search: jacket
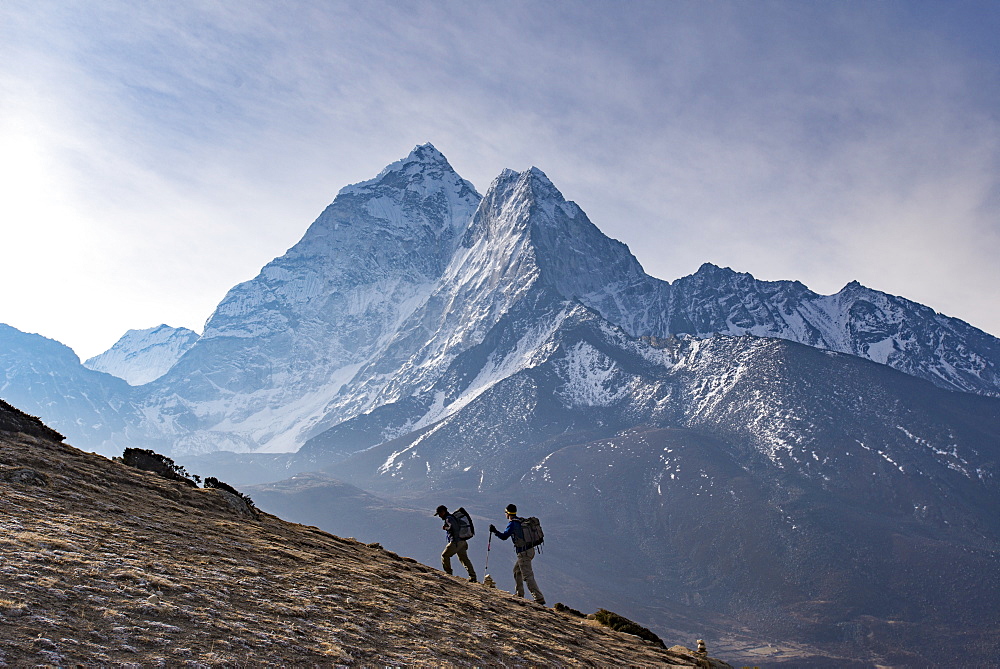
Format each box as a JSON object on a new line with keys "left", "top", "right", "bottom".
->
{"left": 493, "top": 517, "right": 529, "bottom": 553}
{"left": 442, "top": 513, "right": 461, "bottom": 544}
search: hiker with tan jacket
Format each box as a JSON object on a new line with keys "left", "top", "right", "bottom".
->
{"left": 434, "top": 505, "right": 477, "bottom": 583}
{"left": 489, "top": 503, "right": 545, "bottom": 605}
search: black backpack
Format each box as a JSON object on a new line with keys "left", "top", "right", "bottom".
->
{"left": 451, "top": 507, "right": 475, "bottom": 541}
{"left": 514, "top": 516, "right": 544, "bottom": 551}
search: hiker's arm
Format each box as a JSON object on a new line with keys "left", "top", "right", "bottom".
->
{"left": 491, "top": 521, "right": 515, "bottom": 541}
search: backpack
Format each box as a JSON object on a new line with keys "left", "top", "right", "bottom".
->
{"left": 514, "top": 516, "right": 544, "bottom": 551}
{"left": 451, "top": 507, "right": 475, "bottom": 541}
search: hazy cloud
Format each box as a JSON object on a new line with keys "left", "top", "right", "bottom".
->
{"left": 2, "top": 0, "right": 999, "bottom": 357}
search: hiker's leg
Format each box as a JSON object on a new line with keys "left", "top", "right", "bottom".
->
{"left": 456, "top": 540, "right": 476, "bottom": 581}
{"left": 519, "top": 548, "right": 544, "bottom": 603}
{"left": 512, "top": 559, "right": 525, "bottom": 598}
{"left": 441, "top": 542, "right": 459, "bottom": 575}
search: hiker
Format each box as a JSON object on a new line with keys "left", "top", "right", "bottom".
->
{"left": 434, "top": 505, "right": 477, "bottom": 583}
{"left": 489, "top": 503, "right": 545, "bottom": 605}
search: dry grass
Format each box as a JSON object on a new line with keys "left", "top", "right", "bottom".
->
{"left": 0, "top": 432, "right": 728, "bottom": 667}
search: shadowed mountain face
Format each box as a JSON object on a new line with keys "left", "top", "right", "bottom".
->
{"left": 289, "top": 321, "right": 1000, "bottom": 666}
{"left": 0, "top": 325, "right": 136, "bottom": 452}
{"left": 3, "top": 145, "right": 1000, "bottom": 665}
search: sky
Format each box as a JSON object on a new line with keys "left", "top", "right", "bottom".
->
{"left": 2, "top": 0, "right": 999, "bottom": 359}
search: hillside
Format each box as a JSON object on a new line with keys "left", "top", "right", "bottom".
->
{"left": 0, "top": 413, "right": 729, "bottom": 666}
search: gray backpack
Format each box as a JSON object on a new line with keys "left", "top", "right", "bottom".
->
{"left": 452, "top": 507, "right": 475, "bottom": 541}
{"left": 515, "top": 516, "right": 544, "bottom": 551}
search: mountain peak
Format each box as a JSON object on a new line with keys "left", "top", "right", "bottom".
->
{"left": 842, "top": 279, "right": 865, "bottom": 292}
{"left": 382, "top": 142, "right": 449, "bottom": 173}
{"left": 458, "top": 161, "right": 657, "bottom": 336}
{"left": 526, "top": 165, "right": 553, "bottom": 184}
{"left": 336, "top": 144, "right": 476, "bottom": 201}
{"left": 695, "top": 262, "right": 730, "bottom": 276}
{"left": 410, "top": 142, "right": 446, "bottom": 161}
{"left": 371, "top": 143, "right": 452, "bottom": 181}
{"left": 487, "top": 167, "right": 558, "bottom": 197}
{"left": 84, "top": 324, "right": 200, "bottom": 386}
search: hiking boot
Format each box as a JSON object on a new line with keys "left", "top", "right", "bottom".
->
{"left": 468, "top": 576, "right": 478, "bottom": 583}
{"left": 534, "top": 599, "right": 546, "bottom": 606}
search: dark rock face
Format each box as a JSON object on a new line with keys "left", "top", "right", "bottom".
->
{"left": 203, "top": 476, "right": 258, "bottom": 518}
{"left": 0, "top": 325, "right": 132, "bottom": 453}
{"left": 211, "top": 488, "right": 258, "bottom": 519}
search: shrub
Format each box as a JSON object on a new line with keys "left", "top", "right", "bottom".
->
{"left": 592, "top": 609, "right": 665, "bottom": 648}
{"left": 0, "top": 398, "right": 65, "bottom": 441}
{"left": 203, "top": 476, "right": 256, "bottom": 510}
{"left": 554, "top": 602, "right": 586, "bottom": 618}
{"left": 122, "top": 448, "right": 197, "bottom": 487}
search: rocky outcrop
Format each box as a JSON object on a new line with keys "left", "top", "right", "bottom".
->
{"left": 0, "top": 465, "right": 49, "bottom": 486}
{"left": 204, "top": 477, "right": 258, "bottom": 519}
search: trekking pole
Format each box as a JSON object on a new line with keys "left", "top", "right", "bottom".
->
{"left": 486, "top": 532, "right": 492, "bottom": 572}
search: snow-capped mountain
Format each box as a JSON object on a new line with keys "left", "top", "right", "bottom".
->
{"left": 2, "top": 143, "right": 1000, "bottom": 459}
{"left": 303, "top": 299, "right": 1000, "bottom": 498}
{"left": 297, "top": 156, "right": 1000, "bottom": 464}
{"left": 130, "top": 144, "right": 482, "bottom": 455}
{"left": 663, "top": 263, "right": 1000, "bottom": 396}
{"left": 84, "top": 324, "right": 199, "bottom": 385}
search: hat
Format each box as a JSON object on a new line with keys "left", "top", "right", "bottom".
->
{"left": 505, "top": 503, "right": 517, "bottom": 515}
{"left": 434, "top": 505, "right": 448, "bottom": 517}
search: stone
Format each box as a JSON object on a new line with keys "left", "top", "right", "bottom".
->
{"left": 0, "top": 467, "right": 49, "bottom": 487}
{"left": 212, "top": 489, "right": 258, "bottom": 519}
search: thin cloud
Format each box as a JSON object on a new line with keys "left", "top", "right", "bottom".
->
{"left": 2, "top": 0, "right": 999, "bottom": 358}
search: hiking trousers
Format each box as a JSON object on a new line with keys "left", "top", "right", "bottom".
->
{"left": 442, "top": 540, "right": 476, "bottom": 580}
{"left": 514, "top": 547, "right": 544, "bottom": 603}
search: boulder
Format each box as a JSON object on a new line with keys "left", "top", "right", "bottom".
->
{"left": 211, "top": 488, "right": 258, "bottom": 519}
{"left": 0, "top": 466, "right": 49, "bottom": 487}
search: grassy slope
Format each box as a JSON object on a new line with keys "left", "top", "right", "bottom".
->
{"left": 0, "top": 430, "right": 728, "bottom": 667}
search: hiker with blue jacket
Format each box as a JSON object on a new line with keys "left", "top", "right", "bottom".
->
{"left": 434, "top": 505, "right": 477, "bottom": 583}
{"left": 489, "top": 503, "right": 545, "bottom": 605}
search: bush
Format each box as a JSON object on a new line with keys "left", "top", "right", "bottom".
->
{"left": 122, "top": 448, "right": 197, "bottom": 487}
{"left": 0, "top": 398, "right": 65, "bottom": 441}
{"left": 204, "top": 476, "right": 256, "bottom": 510}
{"left": 554, "top": 602, "right": 586, "bottom": 618}
{"left": 592, "top": 609, "right": 665, "bottom": 648}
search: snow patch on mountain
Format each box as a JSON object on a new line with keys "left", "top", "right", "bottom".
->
{"left": 556, "top": 342, "right": 629, "bottom": 408}
{"left": 378, "top": 415, "right": 456, "bottom": 476}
